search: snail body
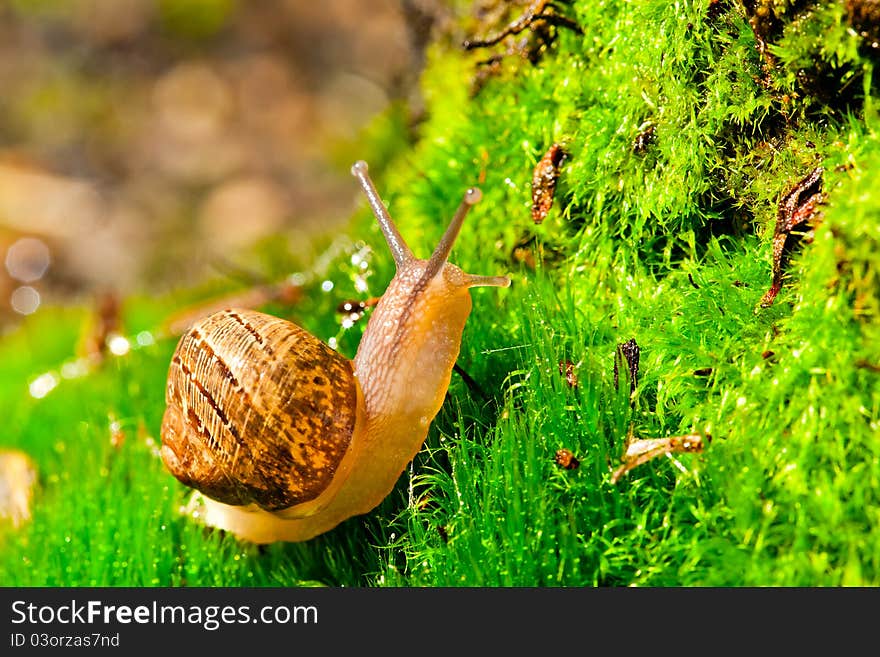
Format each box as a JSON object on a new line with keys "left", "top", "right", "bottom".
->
{"left": 160, "top": 161, "right": 510, "bottom": 543}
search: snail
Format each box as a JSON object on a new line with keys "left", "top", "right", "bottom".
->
{"left": 160, "top": 161, "right": 511, "bottom": 543}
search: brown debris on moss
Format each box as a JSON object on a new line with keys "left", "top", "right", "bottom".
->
{"left": 758, "top": 166, "right": 826, "bottom": 309}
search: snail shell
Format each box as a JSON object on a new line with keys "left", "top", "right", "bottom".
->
{"left": 161, "top": 309, "right": 362, "bottom": 511}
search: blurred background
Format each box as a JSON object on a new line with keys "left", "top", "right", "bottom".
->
{"left": 0, "top": 0, "right": 444, "bottom": 329}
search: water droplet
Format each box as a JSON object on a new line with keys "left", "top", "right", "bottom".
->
{"left": 107, "top": 334, "right": 130, "bottom": 356}
{"left": 136, "top": 331, "right": 155, "bottom": 347}
{"left": 60, "top": 358, "right": 90, "bottom": 379}
{"left": 11, "top": 286, "right": 40, "bottom": 315}
{"left": 321, "top": 280, "right": 334, "bottom": 292}
{"left": 29, "top": 372, "right": 59, "bottom": 398}
{"left": 5, "top": 238, "right": 50, "bottom": 282}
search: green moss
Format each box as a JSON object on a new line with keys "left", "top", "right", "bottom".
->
{"left": 3, "top": 0, "right": 879, "bottom": 586}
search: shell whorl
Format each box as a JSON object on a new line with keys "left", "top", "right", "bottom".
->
{"left": 160, "top": 308, "right": 358, "bottom": 511}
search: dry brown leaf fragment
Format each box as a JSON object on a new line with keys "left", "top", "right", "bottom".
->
{"left": 758, "top": 166, "right": 826, "bottom": 308}
{"left": 0, "top": 450, "right": 38, "bottom": 529}
{"left": 531, "top": 143, "right": 567, "bottom": 224}
{"left": 613, "top": 338, "right": 640, "bottom": 396}
{"left": 610, "top": 432, "right": 708, "bottom": 484}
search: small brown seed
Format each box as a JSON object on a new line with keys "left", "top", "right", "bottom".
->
{"left": 558, "top": 360, "right": 578, "bottom": 388}
{"left": 554, "top": 448, "right": 580, "bottom": 470}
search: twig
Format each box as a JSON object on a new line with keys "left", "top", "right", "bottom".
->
{"left": 463, "top": 0, "right": 581, "bottom": 49}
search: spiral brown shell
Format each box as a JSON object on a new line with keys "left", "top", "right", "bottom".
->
{"left": 160, "top": 308, "right": 359, "bottom": 511}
